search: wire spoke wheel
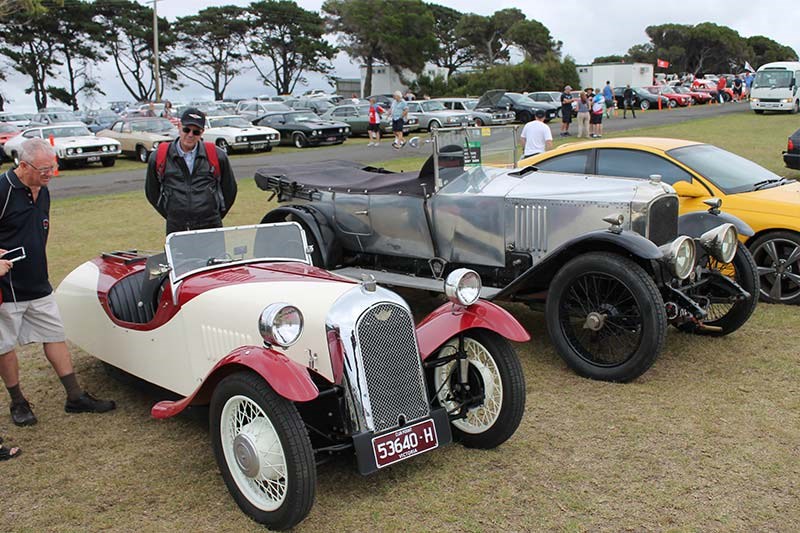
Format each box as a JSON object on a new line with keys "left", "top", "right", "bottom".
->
{"left": 560, "top": 272, "right": 644, "bottom": 366}
{"left": 428, "top": 331, "right": 525, "bottom": 449}
{"left": 221, "top": 395, "right": 288, "bottom": 511}
{"left": 545, "top": 252, "right": 666, "bottom": 382}
{"left": 678, "top": 243, "right": 759, "bottom": 336}
{"left": 433, "top": 338, "right": 503, "bottom": 434}
{"left": 210, "top": 372, "right": 315, "bottom": 529}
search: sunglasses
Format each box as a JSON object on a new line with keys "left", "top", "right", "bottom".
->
{"left": 182, "top": 127, "right": 203, "bottom": 136}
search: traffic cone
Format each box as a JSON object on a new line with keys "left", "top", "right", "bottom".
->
{"left": 49, "top": 134, "right": 59, "bottom": 176}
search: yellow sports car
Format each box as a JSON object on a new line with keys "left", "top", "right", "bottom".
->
{"left": 521, "top": 137, "right": 800, "bottom": 304}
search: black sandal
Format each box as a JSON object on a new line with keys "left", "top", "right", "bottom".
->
{"left": 0, "top": 444, "right": 22, "bottom": 461}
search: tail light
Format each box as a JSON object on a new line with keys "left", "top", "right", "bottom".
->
{"left": 789, "top": 139, "right": 795, "bottom": 152}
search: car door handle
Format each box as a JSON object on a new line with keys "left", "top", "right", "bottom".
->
{"left": 353, "top": 210, "right": 369, "bottom": 215}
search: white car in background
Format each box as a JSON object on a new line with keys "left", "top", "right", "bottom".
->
{"left": 0, "top": 112, "right": 34, "bottom": 129}
{"left": 204, "top": 115, "right": 280, "bottom": 153}
{"left": 5, "top": 122, "right": 121, "bottom": 168}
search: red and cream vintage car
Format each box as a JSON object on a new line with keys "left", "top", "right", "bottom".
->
{"left": 54, "top": 223, "right": 528, "bottom": 530}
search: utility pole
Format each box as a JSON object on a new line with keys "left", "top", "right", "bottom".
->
{"left": 149, "top": 0, "right": 162, "bottom": 102}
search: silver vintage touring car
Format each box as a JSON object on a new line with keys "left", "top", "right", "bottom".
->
{"left": 255, "top": 127, "right": 758, "bottom": 383}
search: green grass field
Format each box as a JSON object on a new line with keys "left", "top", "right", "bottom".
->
{"left": 2, "top": 112, "right": 800, "bottom": 532}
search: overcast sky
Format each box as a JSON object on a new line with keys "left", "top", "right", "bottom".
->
{"left": 3, "top": 0, "right": 798, "bottom": 111}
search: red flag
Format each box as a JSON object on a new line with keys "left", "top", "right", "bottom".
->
{"left": 657, "top": 59, "right": 670, "bottom": 68}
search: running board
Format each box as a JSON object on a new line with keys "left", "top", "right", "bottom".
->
{"left": 332, "top": 267, "right": 501, "bottom": 300}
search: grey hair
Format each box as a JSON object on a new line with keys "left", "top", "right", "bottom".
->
{"left": 19, "top": 138, "right": 55, "bottom": 163}
{"left": 393, "top": 90, "right": 402, "bottom": 98}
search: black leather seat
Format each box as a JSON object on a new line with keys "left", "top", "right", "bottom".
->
{"left": 107, "top": 252, "right": 169, "bottom": 324}
{"left": 108, "top": 271, "right": 154, "bottom": 324}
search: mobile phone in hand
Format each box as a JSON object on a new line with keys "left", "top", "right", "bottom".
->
{"left": 1, "top": 247, "right": 26, "bottom": 263}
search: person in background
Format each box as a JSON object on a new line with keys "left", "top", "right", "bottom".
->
{"left": 161, "top": 100, "right": 174, "bottom": 119}
{"left": 366, "top": 96, "right": 385, "bottom": 147}
{"left": 622, "top": 84, "right": 636, "bottom": 119}
{"left": 390, "top": 91, "right": 409, "bottom": 149}
{"left": 732, "top": 75, "right": 743, "bottom": 102}
{"left": 716, "top": 75, "right": 727, "bottom": 104}
{"left": 519, "top": 108, "right": 552, "bottom": 159}
{"left": 603, "top": 81, "right": 614, "bottom": 118}
{"left": 0, "top": 258, "right": 21, "bottom": 461}
{"left": 350, "top": 93, "right": 360, "bottom": 105}
{"left": 590, "top": 88, "right": 604, "bottom": 138}
{"left": 744, "top": 71, "right": 754, "bottom": 99}
{"left": 559, "top": 85, "right": 574, "bottom": 137}
{"left": 145, "top": 108, "right": 238, "bottom": 235}
{"left": 143, "top": 102, "right": 157, "bottom": 117}
{"left": 576, "top": 90, "right": 590, "bottom": 138}
{"left": 0, "top": 139, "right": 117, "bottom": 428}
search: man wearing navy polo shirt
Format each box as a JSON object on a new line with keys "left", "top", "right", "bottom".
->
{"left": 0, "top": 138, "right": 115, "bottom": 427}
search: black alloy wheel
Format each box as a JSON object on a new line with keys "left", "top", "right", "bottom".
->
{"left": 749, "top": 231, "right": 800, "bottom": 304}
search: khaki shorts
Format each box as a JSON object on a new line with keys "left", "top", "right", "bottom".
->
{"left": 0, "top": 294, "right": 66, "bottom": 353}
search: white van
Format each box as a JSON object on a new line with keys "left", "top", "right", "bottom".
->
{"left": 750, "top": 61, "right": 800, "bottom": 114}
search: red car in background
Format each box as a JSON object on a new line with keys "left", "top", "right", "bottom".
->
{"left": 692, "top": 79, "right": 735, "bottom": 102}
{"left": 644, "top": 85, "right": 692, "bottom": 107}
{"left": 672, "top": 85, "right": 713, "bottom": 105}
{"left": 0, "top": 122, "right": 21, "bottom": 161}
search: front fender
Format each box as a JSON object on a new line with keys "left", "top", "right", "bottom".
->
{"left": 151, "top": 345, "right": 318, "bottom": 419}
{"left": 415, "top": 300, "right": 530, "bottom": 360}
{"left": 493, "top": 229, "right": 663, "bottom": 300}
{"left": 678, "top": 211, "right": 754, "bottom": 238}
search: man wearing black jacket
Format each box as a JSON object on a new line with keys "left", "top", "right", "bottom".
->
{"left": 145, "top": 108, "right": 237, "bottom": 235}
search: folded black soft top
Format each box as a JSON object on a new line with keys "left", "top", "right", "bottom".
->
{"left": 254, "top": 159, "right": 435, "bottom": 196}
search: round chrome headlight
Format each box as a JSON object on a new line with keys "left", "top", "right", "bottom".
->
{"left": 76, "top": 147, "right": 83, "bottom": 154}
{"left": 700, "top": 223, "right": 738, "bottom": 264}
{"left": 152, "top": 141, "right": 160, "bottom": 149}
{"left": 258, "top": 303, "right": 303, "bottom": 348}
{"left": 66, "top": 148, "right": 74, "bottom": 155}
{"left": 101, "top": 145, "right": 109, "bottom": 152}
{"left": 235, "top": 136, "right": 242, "bottom": 142}
{"left": 444, "top": 268, "right": 482, "bottom": 306}
{"left": 661, "top": 235, "right": 696, "bottom": 280}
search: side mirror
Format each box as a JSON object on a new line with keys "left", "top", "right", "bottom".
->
{"left": 672, "top": 180, "right": 707, "bottom": 198}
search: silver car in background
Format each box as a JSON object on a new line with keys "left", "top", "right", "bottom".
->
{"left": 434, "top": 98, "right": 515, "bottom": 127}
{"left": 320, "top": 103, "right": 420, "bottom": 135}
{"left": 406, "top": 100, "right": 472, "bottom": 131}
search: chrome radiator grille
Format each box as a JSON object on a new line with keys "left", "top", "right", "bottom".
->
{"left": 647, "top": 195, "right": 679, "bottom": 246}
{"left": 513, "top": 203, "right": 548, "bottom": 252}
{"left": 356, "top": 303, "right": 429, "bottom": 433}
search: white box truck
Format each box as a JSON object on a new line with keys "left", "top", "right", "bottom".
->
{"left": 576, "top": 63, "right": 654, "bottom": 90}
{"left": 750, "top": 61, "right": 800, "bottom": 114}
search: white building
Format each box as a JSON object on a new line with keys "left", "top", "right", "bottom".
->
{"left": 576, "top": 63, "right": 654, "bottom": 89}
{"left": 358, "top": 64, "right": 449, "bottom": 97}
